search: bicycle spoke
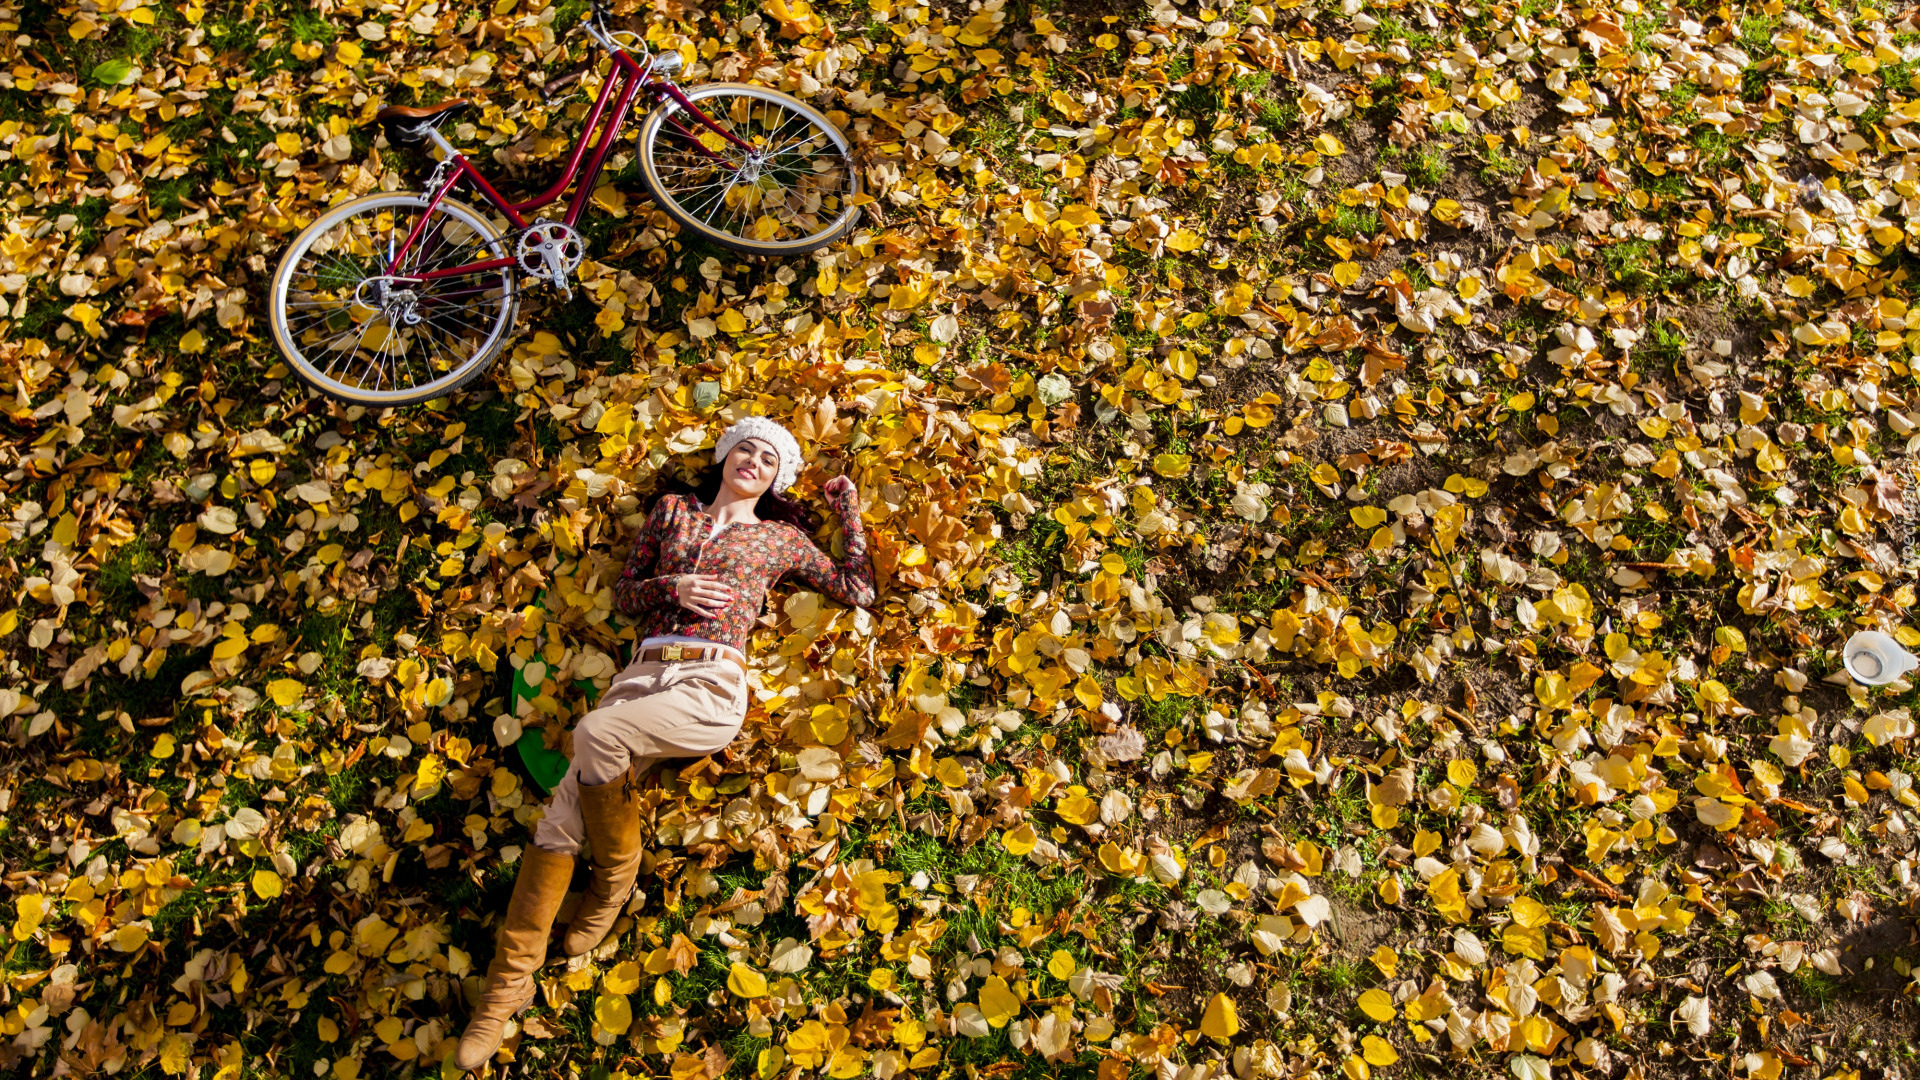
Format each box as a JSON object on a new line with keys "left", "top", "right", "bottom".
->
{"left": 305, "top": 322, "right": 365, "bottom": 370}
{"left": 698, "top": 181, "right": 756, "bottom": 234}
{"left": 687, "top": 175, "right": 750, "bottom": 230}
{"left": 759, "top": 140, "right": 830, "bottom": 172}
{"left": 397, "top": 323, "right": 423, "bottom": 391}
{"left": 428, "top": 306, "right": 495, "bottom": 375}
{"left": 379, "top": 316, "right": 414, "bottom": 391}
{"left": 398, "top": 220, "right": 504, "bottom": 282}
{"left": 384, "top": 210, "right": 408, "bottom": 277}
{"left": 337, "top": 314, "right": 383, "bottom": 374}
{"left": 660, "top": 120, "right": 752, "bottom": 158}
{"left": 281, "top": 296, "right": 347, "bottom": 321}
{"left": 649, "top": 156, "right": 741, "bottom": 179}
{"left": 316, "top": 247, "right": 377, "bottom": 293}
{"left": 304, "top": 305, "right": 374, "bottom": 355}
{"left": 649, "top": 174, "right": 740, "bottom": 201}
{"left": 411, "top": 316, "right": 458, "bottom": 368}
{"left": 416, "top": 286, "right": 510, "bottom": 307}
{"left": 284, "top": 310, "right": 354, "bottom": 342}
{"left": 651, "top": 153, "right": 738, "bottom": 185}
{"left": 426, "top": 321, "right": 476, "bottom": 371}
{"left": 419, "top": 315, "right": 482, "bottom": 376}
{"left": 407, "top": 226, "right": 490, "bottom": 275}
{"left": 414, "top": 305, "right": 499, "bottom": 346}
{"left": 359, "top": 322, "right": 393, "bottom": 393}
{"left": 414, "top": 286, "right": 506, "bottom": 345}
{"left": 376, "top": 316, "right": 409, "bottom": 392}
{"left": 326, "top": 313, "right": 383, "bottom": 381}
{"left": 411, "top": 245, "right": 490, "bottom": 277}
{"left": 753, "top": 111, "right": 814, "bottom": 155}
{"left": 769, "top": 137, "right": 841, "bottom": 170}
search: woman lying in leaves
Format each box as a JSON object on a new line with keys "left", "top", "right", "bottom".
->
{"left": 454, "top": 416, "right": 876, "bottom": 1070}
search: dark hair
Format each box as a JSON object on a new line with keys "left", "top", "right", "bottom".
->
{"left": 650, "top": 464, "right": 819, "bottom": 531}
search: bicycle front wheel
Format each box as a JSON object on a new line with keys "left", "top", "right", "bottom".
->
{"left": 637, "top": 83, "right": 861, "bottom": 256}
{"left": 268, "top": 193, "right": 520, "bottom": 408}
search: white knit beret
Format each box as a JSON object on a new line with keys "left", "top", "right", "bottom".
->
{"left": 712, "top": 416, "right": 801, "bottom": 493}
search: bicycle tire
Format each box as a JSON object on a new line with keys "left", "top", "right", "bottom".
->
{"left": 268, "top": 192, "right": 520, "bottom": 408}
{"left": 636, "top": 83, "right": 861, "bottom": 256}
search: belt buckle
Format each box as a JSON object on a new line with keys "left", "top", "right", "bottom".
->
{"left": 660, "top": 644, "right": 684, "bottom": 662}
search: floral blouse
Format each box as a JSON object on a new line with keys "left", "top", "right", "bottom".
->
{"left": 613, "top": 491, "right": 876, "bottom": 652}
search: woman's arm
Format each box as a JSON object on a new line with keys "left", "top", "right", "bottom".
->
{"left": 613, "top": 498, "right": 682, "bottom": 615}
{"left": 786, "top": 476, "right": 877, "bottom": 609}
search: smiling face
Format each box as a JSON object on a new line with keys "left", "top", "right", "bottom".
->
{"left": 721, "top": 438, "right": 780, "bottom": 501}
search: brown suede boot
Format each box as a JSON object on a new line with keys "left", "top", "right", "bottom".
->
{"left": 560, "top": 768, "right": 645, "bottom": 956}
{"left": 452, "top": 846, "right": 573, "bottom": 1071}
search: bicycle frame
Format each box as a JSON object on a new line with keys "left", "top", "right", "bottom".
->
{"left": 389, "top": 49, "right": 758, "bottom": 285}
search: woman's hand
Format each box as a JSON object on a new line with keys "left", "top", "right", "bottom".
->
{"left": 823, "top": 475, "right": 860, "bottom": 514}
{"left": 674, "top": 573, "right": 733, "bottom": 618}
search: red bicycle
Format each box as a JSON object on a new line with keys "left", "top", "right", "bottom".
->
{"left": 268, "top": 0, "right": 861, "bottom": 407}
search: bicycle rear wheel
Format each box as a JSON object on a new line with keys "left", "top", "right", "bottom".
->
{"left": 269, "top": 193, "right": 519, "bottom": 408}
{"left": 637, "top": 83, "right": 860, "bottom": 256}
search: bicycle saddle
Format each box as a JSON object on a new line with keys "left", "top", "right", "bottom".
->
{"left": 374, "top": 98, "right": 472, "bottom": 146}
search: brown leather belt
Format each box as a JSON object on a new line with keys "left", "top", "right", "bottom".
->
{"left": 638, "top": 644, "right": 746, "bottom": 673}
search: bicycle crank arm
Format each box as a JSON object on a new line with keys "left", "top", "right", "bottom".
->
{"left": 543, "top": 249, "right": 575, "bottom": 299}
{"left": 514, "top": 219, "right": 585, "bottom": 299}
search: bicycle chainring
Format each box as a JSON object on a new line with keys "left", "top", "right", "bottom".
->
{"left": 515, "top": 220, "right": 586, "bottom": 294}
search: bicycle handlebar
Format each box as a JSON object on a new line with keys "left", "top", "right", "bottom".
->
{"left": 540, "top": 0, "right": 620, "bottom": 101}
{"left": 580, "top": 0, "right": 631, "bottom": 59}
{"left": 540, "top": 0, "right": 682, "bottom": 101}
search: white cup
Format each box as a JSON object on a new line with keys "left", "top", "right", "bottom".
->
{"left": 1843, "top": 630, "right": 1919, "bottom": 686}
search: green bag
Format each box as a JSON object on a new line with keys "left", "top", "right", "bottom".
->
{"left": 509, "top": 659, "right": 582, "bottom": 795}
{"left": 503, "top": 591, "right": 614, "bottom": 796}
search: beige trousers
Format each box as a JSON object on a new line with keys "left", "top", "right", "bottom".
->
{"left": 531, "top": 657, "right": 748, "bottom": 855}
